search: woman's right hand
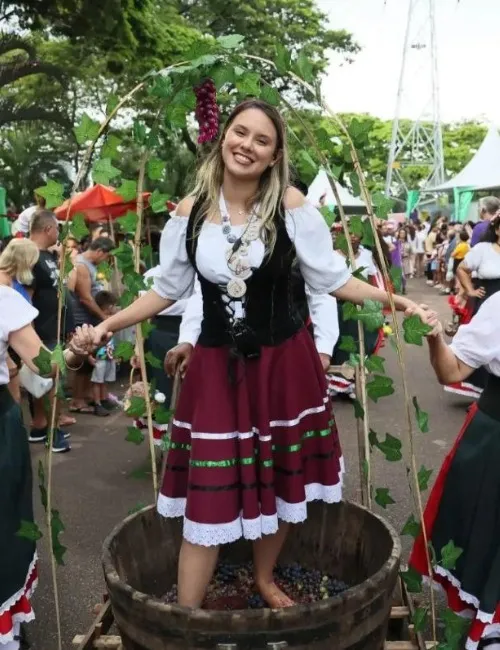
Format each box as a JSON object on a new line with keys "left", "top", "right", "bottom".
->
{"left": 92, "top": 322, "right": 112, "bottom": 346}
{"left": 165, "top": 343, "right": 193, "bottom": 378}
{"left": 469, "top": 287, "right": 486, "bottom": 299}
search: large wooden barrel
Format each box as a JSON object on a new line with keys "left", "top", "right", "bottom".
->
{"left": 102, "top": 501, "right": 401, "bottom": 650}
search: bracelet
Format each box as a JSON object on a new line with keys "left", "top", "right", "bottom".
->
{"left": 64, "top": 350, "right": 85, "bottom": 371}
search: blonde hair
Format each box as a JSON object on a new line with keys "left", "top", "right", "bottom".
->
{"left": 191, "top": 99, "right": 290, "bottom": 254}
{"left": 0, "top": 239, "right": 40, "bottom": 285}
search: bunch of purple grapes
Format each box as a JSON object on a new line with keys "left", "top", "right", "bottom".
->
{"left": 194, "top": 78, "right": 219, "bottom": 144}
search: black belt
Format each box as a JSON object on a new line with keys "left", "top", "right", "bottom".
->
{"left": 478, "top": 374, "right": 500, "bottom": 421}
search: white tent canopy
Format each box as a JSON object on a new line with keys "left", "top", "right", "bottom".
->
{"left": 434, "top": 124, "right": 500, "bottom": 191}
{"left": 307, "top": 169, "right": 366, "bottom": 208}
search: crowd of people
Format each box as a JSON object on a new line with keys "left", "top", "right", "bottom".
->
{"left": 1, "top": 98, "right": 500, "bottom": 650}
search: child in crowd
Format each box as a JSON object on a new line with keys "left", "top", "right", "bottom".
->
{"left": 451, "top": 230, "right": 470, "bottom": 275}
{"left": 89, "top": 291, "right": 117, "bottom": 416}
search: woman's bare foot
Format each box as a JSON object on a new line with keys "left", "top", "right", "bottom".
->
{"left": 257, "top": 581, "right": 295, "bottom": 608}
{"left": 59, "top": 414, "right": 76, "bottom": 427}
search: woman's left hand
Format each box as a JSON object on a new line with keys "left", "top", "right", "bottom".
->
{"left": 405, "top": 304, "right": 441, "bottom": 336}
{"left": 69, "top": 325, "right": 97, "bottom": 356}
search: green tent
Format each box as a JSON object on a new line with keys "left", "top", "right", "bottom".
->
{"left": 0, "top": 187, "right": 10, "bottom": 238}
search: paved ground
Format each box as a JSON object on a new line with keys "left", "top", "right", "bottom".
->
{"left": 28, "top": 279, "right": 471, "bottom": 649}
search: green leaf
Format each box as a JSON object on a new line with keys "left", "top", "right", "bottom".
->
{"left": 374, "top": 487, "right": 395, "bottom": 509}
{"left": 34, "top": 346, "right": 52, "bottom": 376}
{"left": 211, "top": 64, "right": 236, "bottom": 89}
{"left": 147, "top": 158, "right": 166, "bottom": 181}
{"left": 361, "top": 219, "right": 375, "bottom": 247}
{"left": 35, "top": 179, "right": 64, "bottom": 209}
{"left": 62, "top": 252, "right": 73, "bottom": 277}
{"left": 352, "top": 266, "right": 368, "bottom": 282}
{"left": 330, "top": 164, "right": 343, "bottom": 180}
{"left": 376, "top": 432, "right": 402, "bottom": 462}
{"left": 365, "top": 355, "right": 385, "bottom": 374}
{"left": 92, "top": 158, "right": 120, "bottom": 185}
{"left": 16, "top": 520, "right": 43, "bottom": 542}
{"left": 161, "top": 433, "right": 171, "bottom": 452}
{"left": 115, "top": 340, "right": 135, "bottom": 361}
{"left": 260, "top": 85, "right": 281, "bottom": 106}
{"left": 154, "top": 405, "right": 173, "bottom": 425}
{"left": 356, "top": 300, "right": 385, "bottom": 331}
{"left": 348, "top": 215, "right": 364, "bottom": 237}
{"left": 275, "top": 44, "right": 292, "bottom": 75}
{"left": 51, "top": 509, "right": 67, "bottom": 566}
{"left": 101, "top": 134, "right": 121, "bottom": 160}
{"left": 236, "top": 72, "right": 261, "bottom": 97}
{"left": 150, "top": 188, "right": 170, "bottom": 213}
{"left": 126, "top": 396, "right": 147, "bottom": 418}
{"left": 74, "top": 113, "right": 100, "bottom": 145}
{"left": 96, "top": 261, "right": 112, "bottom": 281}
{"left": 417, "top": 465, "right": 433, "bottom": 491}
{"left": 347, "top": 353, "right": 361, "bottom": 368}
{"left": 319, "top": 206, "right": 335, "bottom": 228}
{"left": 51, "top": 344, "right": 66, "bottom": 376}
{"left": 339, "top": 335, "right": 357, "bottom": 353}
{"left": 149, "top": 74, "right": 173, "bottom": 99}
{"left": 111, "top": 241, "right": 134, "bottom": 270}
{"left": 401, "top": 514, "right": 421, "bottom": 539}
{"left": 119, "top": 290, "right": 135, "bottom": 308}
{"left": 191, "top": 54, "right": 219, "bottom": 68}
{"left": 117, "top": 210, "right": 138, "bottom": 235}
{"left": 172, "top": 87, "right": 197, "bottom": 111}
{"left": 133, "top": 120, "right": 147, "bottom": 144}
{"left": 349, "top": 172, "right": 361, "bottom": 198}
{"left": 352, "top": 399, "right": 364, "bottom": 420}
{"left": 412, "top": 396, "right": 429, "bottom": 433}
{"left": 366, "top": 375, "right": 395, "bottom": 402}
{"left": 70, "top": 212, "right": 89, "bottom": 242}
{"left": 126, "top": 426, "right": 145, "bottom": 446}
{"left": 217, "top": 34, "right": 245, "bottom": 49}
{"left": 128, "top": 502, "right": 147, "bottom": 515}
{"left": 106, "top": 94, "right": 119, "bottom": 115}
{"left": 297, "top": 149, "right": 318, "bottom": 177}
{"left": 400, "top": 566, "right": 423, "bottom": 593}
{"left": 341, "top": 301, "right": 357, "bottom": 323}
{"left": 116, "top": 179, "right": 137, "bottom": 202}
{"left": 390, "top": 265, "right": 403, "bottom": 294}
{"left": 141, "top": 321, "right": 156, "bottom": 339}
{"left": 440, "top": 541, "right": 463, "bottom": 571}
{"left": 294, "top": 51, "right": 314, "bottom": 83}
{"left": 165, "top": 104, "right": 187, "bottom": 129}
{"left": 403, "top": 314, "right": 433, "bottom": 346}
{"left": 413, "top": 607, "right": 428, "bottom": 633}
{"left": 372, "top": 192, "right": 394, "bottom": 220}
{"left": 442, "top": 607, "right": 470, "bottom": 646}
{"left": 145, "top": 351, "right": 162, "bottom": 369}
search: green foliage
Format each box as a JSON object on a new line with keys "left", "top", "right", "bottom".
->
{"left": 92, "top": 157, "right": 120, "bottom": 185}
{"left": 440, "top": 608, "right": 470, "bottom": 649}
{"left": 366, "top": 375, "right": 395, "bottom": 402}
{"left": 374, "top": 487, "right": 395, "bottom": 509}
{"left": 115, "top": 340, "right": 135, "bottom": 361}
{"left": 117, "top": 210, "right": 138, "bottom": 234}
{"left": 339, "top": 335, "right": 357, "bottom": 353}
{"left": 125, "top": 426, "right": 145, "bottom": 445}
{"left": 34, "top": 346, "right": 52, "bottom": 375}
{"left": 413, "top": 607, "right": 428, "bottom": 633}
{"left": 365, "top": 355, "right": 385, "bottom": 374}
{"left": 126, "top": 397, "right": 147, "bottom": 418}
{"left": 16, "top": 520, "right": 43, "bottom": 541}
{"left": 38, "top": 460, "right": 48, "bottom": 511}
{"left": 154, "top": 405, "right": 173, "bottom": 425}
{"left": 150, "top": 188, "right": 170, "bottom": 213}
{"left": 389, "top": 265, "right": 403, "bottom": 295}
{"left": 51, "top": 344, "right": 66, "bottom": 375}
{"left": 440, "top": 541, "right": 463, "bottom": 571}
{"left": 412, "top": 396, "right": 429, "bottom": 433}
{"left": 116, "top": 179, "right": 138, "bottom": 202}
{"left": 369, "top": 430, "right": 402, "bottom": 462}
{"left": 35, "top": 178, "right": 64, "bottom": 209}
{"left": 403, "top": 315, "right": 433, "bottom": 346}
{"left": 70, "top": 213, "right": 90, "bottom": 241}
{"left": 342, "top": 300, "right": 385, "bottom": 332}
{"left": 141, "top": 321, "right": 156, "bottom": 339}
{"left": 351, "top": 399, "right": 365, "bottom": 420}
{"left": 400, "top": 566, "right": 423, "bottom": 593}
{"left": 417, "top": 465, "right": 433, "bottom": 491}
{"left": 128, "top": 502, "right": 147, "bottom": 515}
{"left": 401, "top": 514, "right": 421, "bottom": 539}
{"left": 145, "top": 351, "right": 162, "bottom": 369}
{"left": 74, "top": 113, "right": 100, "bottom": 145}
{"left": 147, "top": 158, "right": 166, "bottom": 181}
{"left": 51, "top": 509, "right": 67, "bottom": 565}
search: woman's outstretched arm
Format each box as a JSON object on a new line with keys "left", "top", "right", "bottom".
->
{"left": 332, "top": 276, "right": 417, "bottom": 312}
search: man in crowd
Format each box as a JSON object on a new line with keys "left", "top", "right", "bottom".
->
{"left": 470, "top": 196, "right": 500, "bottom": 247}
{"left": 29, "top": 209, "right": 73, "bottom": 452}
{"left": 69, "top": 237, "right": 114, "bottom": 414}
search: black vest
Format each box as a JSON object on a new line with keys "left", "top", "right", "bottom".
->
{"left": 186, "top": 195, "right": 305, "bottom": 350}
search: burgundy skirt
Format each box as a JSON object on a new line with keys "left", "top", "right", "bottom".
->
{"left": 157, "top": 328, "right": 343, "bottom": 547}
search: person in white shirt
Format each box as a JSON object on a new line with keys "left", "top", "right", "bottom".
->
{"left": 414, "top": 224, "right": 427, "bottom": 278}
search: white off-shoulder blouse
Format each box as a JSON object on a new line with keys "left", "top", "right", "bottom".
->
{"left": 153, "top": 202, "right": 351, "bottom": 302}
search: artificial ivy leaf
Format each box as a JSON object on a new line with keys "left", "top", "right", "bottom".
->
{"left": 150, "top": 188, "right": 169, "bottom": 213}
{"left": 38, "top": 460, "right": 48, "bottom": 511}
{"left": 35, "top": 179, "right": 64, "bottom": 209}
{"left": 92, "top": 158, "right": 120, "bottom": 185}
{"left": 366, "top": 375, "right": 395, "bottom": 402}
{"left": 145, "top": 351, "right": 162, "bottom": 369}
{"left": 96, "top": 261, "right": 112, "bottom": 281}
{"left": 154, "top": 405, "right": 173, "bottom": 425}
{"left": 349, "top": 215, "right": 364, "bottom": 237}
{"left": 342, "top": 301, "right": 357, "bottom": 323}
{"left": 70, "top": 213, "right": 89, "bottom": 242}
{"left": 361, "top": 219, "right": 375, "bottom": 248}
{"left": 125, "top": 270, "right": 146, "bottom": 294}
{"left": 74, "top": 112, "right": 100, "bottom": 145}
{"left": 115, "top": 340, "right": 135, "bottom": 361}
{"left": 141, "top": 321, "right": 156, "bottom": 339}
{"left": 368, "top": 429, "right": 378, "bottom": 448}
{"left": 217, "top": 34, "right": 245, "bottom": 49}
{"left": 236, "top": 72, "right": 261, "bottom": 97}
{"left": 417, "top": 465, "right": 433, "bottom": 491}
{"left": 260, "top": 85, "right": 281, "bottom": 106}
{"left": 275, "top": 44, "right": 292, "bottom": 75}
{"left": 126, "top": 397, "right": 147, "bottom": 418}
{"left": 376, "top": 432, "right": 402, "bottom": 462}
{"left": 412, "top": 396, "right": 429, "bottom": 433}
{"left": 294, "top": 51, "right": 314, "bottom": 83}
{"left": 34, "top": 346, "right": 52, "bottom": 376}
{"left": 117, "top": 210, "right": 138, "bottom": 235}
{"left": 352, "top": 266, "right": 368, "bottom": 282}
{"left": 356, "top": 300, "right": 385, "bottom": 331}
{"left": 133, "top": 120, "right": 147, "bottom": 144}
{"left": 374, "top": 487, "right": 395, "bottom": 509}
{"left": 441, "top": 607, "right": 470, "bottom": 646}
{"left": 400, "top": 566, "right": 423, "bottom": 593}
{"left": 116, "top": 179, "right": 137, "bottom": 202}
{"left": 440, "top": 541, "right": 463, "bottom": 571}
{"left": 365, "top": 355, "right": 385, "bottom": 374}
{"left": 106, "top": 93, "right": 119, "bottom": 115}
{"left": 51, "top": 344, "right": 66, "bottom": 376}
{"left": 348, "top": 353, "right": 361, "bottom": 368}
{"left": 343, "top": 143, "right": 353, "bottom": 163}
{"left": 390, "top": 265, "right": 403, "bottom": 294}
{"left": 16, "top": 520, "right": 43, "bottom": 542}
{"left": 339, "top": 335, "right": 357, "bottom": 353}
{"left": 320, "top": 206, "right": 335, "bottom": 229}
{"left": 101, "top": 133, "right": 121, "bottom": 160}
{"left": 330, "top": 164, "right": 343, "bottom": 180}
{"left": 147, "top": 158, "right": 166, "bottom": 181}
{"left": 372, "top": 192, "right": 394, "bottom": 220}
{"left": 352, "top": 399, "right": 364, "bottom": 420}
{"left": 413, "top": 607, "right": 428, "bottom": 633}
{"left": 349, "top": 172, "right": 361, "bottom": 198}
{"left": 297, "top": 149, "right": 318, "bottom": 177}
{"left": 111, "top": 241, "right": 134, "bottom": 270}
{"left": 191, "top": 54, "right": 219, "bottom": 68}
{"left": 51, "top": 509, "right": 67, "bottom": 566}
{"left": 125, "top": 426, "right": 145, "bottom": 446}
{"left": 403, "top": 314, "right": 433, "bottom": 346}
{"left": 315, "top": 127, "right": 332, "bottom": 151}
{"left": 128, "top": 502, "right": 147, "bottom": 515}
{"left": 401, "top": 514, "right": 421, "bottom": 539}
{"left": 62, "top": 252, "right": 73, "bottom": 277}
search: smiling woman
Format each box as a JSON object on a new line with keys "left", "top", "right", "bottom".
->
{"left": 88, "top": 98, "right": 434, "bottom": 613}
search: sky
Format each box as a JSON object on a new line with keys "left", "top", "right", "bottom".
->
{"left": 317, "top": 0, "right": 500, "bottom": 124}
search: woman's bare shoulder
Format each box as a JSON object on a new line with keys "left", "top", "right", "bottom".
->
{"left": 283, "top": 186, "right": 306, "bottom": 210}
{"left": 175, "top": 196, "right": 196, "bottom": 217}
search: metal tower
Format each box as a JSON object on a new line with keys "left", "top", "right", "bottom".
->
{"left": 385, "top": 0, "right": 445, "bottom": 197}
